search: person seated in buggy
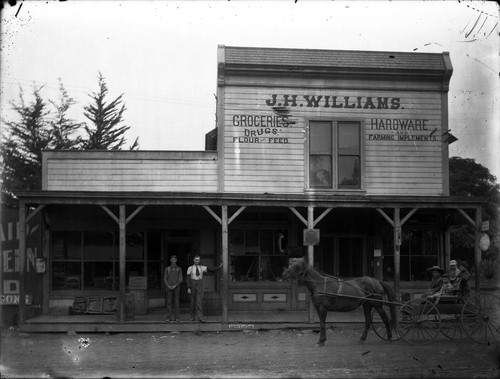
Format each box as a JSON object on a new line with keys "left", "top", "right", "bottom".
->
{"left": 452, "top": 261, "right": 472, "bottom": 301}
{"left": 426, "top": 274, "right": 455, "bottom": 304}
{"left": 422, "top": 265, "right": 444, "bottom": 298}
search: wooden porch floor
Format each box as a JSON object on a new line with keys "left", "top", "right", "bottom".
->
{"left": 20, "top": 308, "right": 365, "bottom": 333}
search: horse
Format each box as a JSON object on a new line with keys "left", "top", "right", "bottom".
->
{"left": 282, "top": 257, "right": 397, "bottom": 347}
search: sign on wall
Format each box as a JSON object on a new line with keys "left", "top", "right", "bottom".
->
{"left": 0, "top": 207, "right": 41, "bottom": 305}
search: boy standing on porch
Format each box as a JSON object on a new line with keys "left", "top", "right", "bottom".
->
{"left": 164, "top": 255, "right": 183, "bottom": 322}
{"left": 186, "top": 255, "right": 222, "bottom": 322}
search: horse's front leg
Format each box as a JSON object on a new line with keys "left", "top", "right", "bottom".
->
{"left": 374, "top": 305, "right": 393, "bottom": 341}
{"left": 360, "top": 304, "right": 373, "bottom": 343}
{"left": 315, "top": 306, "right": 327, "bottom": 347}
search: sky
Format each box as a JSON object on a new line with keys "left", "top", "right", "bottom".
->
{"left": 1, "top": 0, "right": 499, "bottom": 179}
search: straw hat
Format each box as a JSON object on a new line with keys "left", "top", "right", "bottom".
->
{"left": 449, "top": 260, "right": 458, "bottom": 266}
{"left": 427, "top": 265, "right": 444, "bottom": 274}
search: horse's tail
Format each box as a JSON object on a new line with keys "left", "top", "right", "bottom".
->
{"left": 380, "top": 280, "right": 397, "bottom": 329}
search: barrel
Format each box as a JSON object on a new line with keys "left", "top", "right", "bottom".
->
{"left": 130, "top": 290, "right": 148, "bottom": 315}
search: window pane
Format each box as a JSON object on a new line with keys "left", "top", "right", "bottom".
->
{"left": 83, "top": 261, "right": 114, "bottom": 289}
{"left": 126, "top": 232, "right": 144, "bottom": 260}
{"left": 411, "top": 256, "right": 438, "bottom": 281}
{"left": 126, "top": 262, "right": 145, "bottom": 285}
{"left": 409, "top": 230, "right": 422, "bottom": 255}
{"left": 310, "top": 155, "right": 332, "bottom": 188}
{"left": 338, "top": 122, "right": 360, "bottom": 155}
{"left": 245, "top": 230, "right": 259, "bottom": 254}
{"left": 52, "top": 261, "right": 81, "bottom": 290}
{"left": 260, "top": 229, "right": 273, "bottom": 255}
{"left": 230, "top": 230, "right": 245, "bottom": 255}
{"left": 338, "top": 156, "right": 360, "bottom": 188}
{"left": 231, "top": 256, "right": 256, "bottom": 281}
{"left": 83, "top": 231, "right": 114, "bottom": 261}
{"left": 147, "top": 231, "right": 161, "bottom": 260}
{"left": 423, "top": 230, "right": 438, "bottom": 255}
{"left": 148, "top": 263, "right": 161, "bottom": 289}
{"left": 52, "top": 231, "right": 81, "bottom": 260}
{"left": 310, "top": 121, "right": 332, "bottom": 154}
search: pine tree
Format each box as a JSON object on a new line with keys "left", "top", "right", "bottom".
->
{"left": 1, "top": 86, "right": 52, "bottom": 206}
{"left": 49, "top": 79, "right": 83, "bottom": 149}
{"left": 81, "top": 73, "right": 139, "bottom": 150}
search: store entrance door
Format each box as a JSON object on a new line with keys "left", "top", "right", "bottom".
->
{"left": 318, "top": 235, "right": 365, "bottom": 278}
{"left": 165, "top": 242, "right": 192, "bottom": 305}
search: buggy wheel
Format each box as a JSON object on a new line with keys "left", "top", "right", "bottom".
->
{"left": 399, "top": 299, "right": 440, "bottom": 345}
{"left": 461, "top": 293, "right": 500, "bottom": 344}
{"left": 440, "top": 314, "right": 465, "bottom": 339}
{"left": 371, "top": 304, "right": 402, "bottom": 341}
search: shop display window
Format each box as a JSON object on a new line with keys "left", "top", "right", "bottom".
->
{"left": 382, "top": 228, "right": 439, "bottom": 281}
{"left": 51, "top": 230, "right": 160, "bottom": 291}
{"left": 230, "top": 228, "right": 288, "bottom": 282}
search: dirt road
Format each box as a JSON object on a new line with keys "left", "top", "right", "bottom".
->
{"left": 1, "top": 326, "right": 499, "bottom": 378}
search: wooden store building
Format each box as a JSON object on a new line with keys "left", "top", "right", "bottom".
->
{"left": 14, "top": 45, "right": 484, "bottom": 330}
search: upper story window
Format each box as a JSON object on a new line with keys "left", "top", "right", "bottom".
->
{"left": 309, "top": 120, "right": 361, "bottom": 190}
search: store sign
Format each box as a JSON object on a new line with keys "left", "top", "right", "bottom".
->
{"left": 481, "top": 221, "right": 489, "bottom": 232}
{"left": 1, "top": 208, "right": 40, "bottom": 306}
{"left": 303, "top": 229, "right": 320, "bottom": 246}
{"left": 0, "top": 294, "right": 32, "bottom": 305}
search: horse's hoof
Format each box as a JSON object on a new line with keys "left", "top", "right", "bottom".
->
{"left": 315, "top": 342, "right": 324, "bottom": 347}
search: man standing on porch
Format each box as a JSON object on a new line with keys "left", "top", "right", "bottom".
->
{"left": 164, "top": 255, "right": 183, "bottom": 322}
{"left": 186, "top": 255, "right": 222, "bottom": 322}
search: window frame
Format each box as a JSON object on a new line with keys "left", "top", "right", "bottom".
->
{"left": 306, "top": 118, "right": 364, "bottom": 192}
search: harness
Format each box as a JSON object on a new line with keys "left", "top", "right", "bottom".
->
{"left": 324, "top": 276, "right": 343, "bottom": 295}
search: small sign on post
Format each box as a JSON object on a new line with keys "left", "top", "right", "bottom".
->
{"left": 303, "top": 228, "right": 320, "bottom": 246}
{"left": 481, "top": 221, "right": 489, "bottom": 232}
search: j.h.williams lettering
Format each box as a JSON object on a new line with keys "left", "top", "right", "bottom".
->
{"left": 265, "top": 94, "right": 401, "bottom": 110}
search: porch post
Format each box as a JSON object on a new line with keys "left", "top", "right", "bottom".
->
{"left": 18, "top": 201, "right": 27, "bottom": 325}
{"left": 444, "top": 215, "right": 451, "bottom": 273}
{"left": 393, "top": 208, "right": 401, "bottom": 300}
{"left": 307, "top": 206, "right": 314, "bottom": 323}
{"left": 474, "top": 206, "right": 482, "bottom": 292}
{"left": 221, "top": 205, "right": 229, "bottom": 323}
{"left": 42, "top": 213, "right": 50, "bottom": 315}
{"left": 118, "top": 205, "right": 126, "bottom": 323}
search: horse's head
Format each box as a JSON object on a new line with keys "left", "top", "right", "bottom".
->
{"left": 282, "top": 257, "right": 308, "bottom": 280}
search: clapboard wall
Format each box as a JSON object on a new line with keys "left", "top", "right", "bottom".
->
{"left": 43, "top": 151, "right": 218, "bottom": 192}
{"left": 218, "top": 45, "right": 452, "bottom": 196}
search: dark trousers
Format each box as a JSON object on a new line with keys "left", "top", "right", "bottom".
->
{"left": 166, "top": 286, "right": 180, "bottom": 319}
{"left": 190, "top": 280, "right": 204, "bottom": 319}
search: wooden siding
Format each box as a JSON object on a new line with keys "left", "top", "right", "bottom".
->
{"left": 44, "top": 151, "right": 218, "bottom": 192}
{"left": 222, "top": 87, "right": 445, "bottom": 195}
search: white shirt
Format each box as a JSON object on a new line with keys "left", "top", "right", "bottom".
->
{"left": 187, "top": 264, "right": 207, "bottom": 280}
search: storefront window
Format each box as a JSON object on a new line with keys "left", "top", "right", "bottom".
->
{"left": 147, "top": 231, "right": 162, "bottom": 289}
{"left": 230, "top": 229, "right": 288, "bottom": 282}
{"left": 382, "top": 228, "right": 439, "bottom": 281}
{"left": 51, "top": 230, "right": 160, "bottom": 290}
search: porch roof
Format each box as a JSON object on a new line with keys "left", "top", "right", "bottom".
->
{"left": 16, "top": 190, "right": 485, "bottom": 210}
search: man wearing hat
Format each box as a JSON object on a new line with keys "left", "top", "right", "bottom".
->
{"left": 164, "top": 255, "right": 183, "bottom": 322}
{"left": 424, "top": 265, "right": 444, "bottom": 298}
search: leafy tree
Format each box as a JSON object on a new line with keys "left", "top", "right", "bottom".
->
{"left": 449, "top": 157, "right": 500, "bottom": 270}
{"left": 81, "top": 73, "right": 139, "bottom": 150}
{"left": 49, "top": 79, "right": 84, "bottom": 149}
{"left": 1, "top": 86, "right": 52, "bottom": 207}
